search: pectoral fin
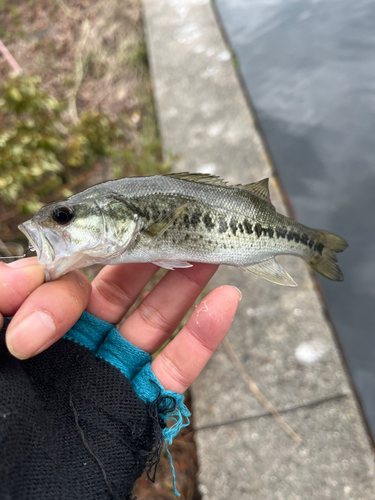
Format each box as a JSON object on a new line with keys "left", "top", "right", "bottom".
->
{"left": 242, "top": 259, "right": 298, "bottom": 287}
{"left": 144, "top": 203, "right": 189, "bottom": 241}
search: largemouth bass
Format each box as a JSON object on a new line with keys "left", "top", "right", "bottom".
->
{"left": 19, "top": 173, "right": 348, "bottom": 284}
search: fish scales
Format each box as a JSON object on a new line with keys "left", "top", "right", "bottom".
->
{"left": 79, "top": 177, "right": 319, "bottom": 266}
{"left": 18, "top": 173, "right": 348, "bottom": 284}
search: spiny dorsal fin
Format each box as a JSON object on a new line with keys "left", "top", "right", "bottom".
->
{"left": 165, "top": 173, "right": 275, "bottom": 208}
{"left": 164, "top": 172, "right": 228, "bottom": 187}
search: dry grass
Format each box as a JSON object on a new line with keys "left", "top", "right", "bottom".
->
{"left": 0, "top": 0, "right": 169, "bottom": 243}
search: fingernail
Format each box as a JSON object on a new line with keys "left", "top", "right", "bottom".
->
{"left": 7, "top": 259, "right": 37, "bottom": 269}
{"left": 233, "top": 286, "right": 242, "bottom": 301}
{"left": 7, "top": 311, "right": 56, "bottom": 359}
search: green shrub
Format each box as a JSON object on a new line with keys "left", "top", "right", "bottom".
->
{"left": 0, "top": 75, "right": 169, "bottom": 214}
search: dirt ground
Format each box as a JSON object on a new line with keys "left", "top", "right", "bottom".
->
{"left": 0, "top": 0, "right": 201, "bottom": 498}
{"left": 0, "top": 0, "right": 169, "bottom": 244}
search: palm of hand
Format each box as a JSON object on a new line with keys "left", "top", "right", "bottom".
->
{"left": 0, "top": 259, "right": 240, "bottom": 392}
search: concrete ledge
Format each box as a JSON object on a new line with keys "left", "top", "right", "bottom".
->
{"left": 143, "top": 0, "right": 375, "bottom": 498}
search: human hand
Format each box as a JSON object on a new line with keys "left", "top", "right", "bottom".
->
{"left": 1, "top": 259, "right": 240, "bottom": 393}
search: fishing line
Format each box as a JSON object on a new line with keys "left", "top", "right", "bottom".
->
{"left": 0, "top": 243, "right": 32, "bottom": 261}
{"left": 0, "top": 253, "right": 27, "bottom": 260}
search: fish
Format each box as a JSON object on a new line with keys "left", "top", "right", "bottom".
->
{"left": 18, "top": 172, "right": 348, "bottom": 284}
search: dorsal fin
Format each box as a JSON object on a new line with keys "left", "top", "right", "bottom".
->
{"left": 164, "top": 173, "right": 275, "bottom": 208}
{"left": 164, "top": 172, "right": 228, "bottom": 187}
{"left": 241, "top": 178, "right": 271, "bottom": 202}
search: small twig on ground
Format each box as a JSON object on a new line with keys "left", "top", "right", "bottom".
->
{"left": 54, "top": 0, "right": 90, "bottom": 124}
{"left": 222, "top": 337, "right": 302, "bottom": 444}
{"left": 68, "top": 18, "right": 90, "bottom": 124}
{"left": 54, "top": 0, "right": 84, "bottom": 21}
{"left": 0, "top": 39, "right": 22, "bottom": 75}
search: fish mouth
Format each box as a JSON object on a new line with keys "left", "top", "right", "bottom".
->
{"left": 19, "top": 221, "right": 55, "bottom": 266}
{"left": 18, "top": 220, "right": 82, "bottom": 281}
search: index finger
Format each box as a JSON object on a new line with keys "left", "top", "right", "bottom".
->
{"left": 152, "top": 285, "right": 241, "bottom": 393}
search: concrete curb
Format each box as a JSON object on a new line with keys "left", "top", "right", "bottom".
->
{"left": 142, "top": 1, "right": 375, "bottom": 498}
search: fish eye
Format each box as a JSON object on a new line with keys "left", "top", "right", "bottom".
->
{"left": 52, "top": 206, "right": 74, "bottom": 225}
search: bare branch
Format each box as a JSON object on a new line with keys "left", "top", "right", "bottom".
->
{"left": 68, "top": 19, "right": 90, "bottom": 124}
{"left": 0, "top": 39, "right": 22, "bottom": 75}
{"left": 54, "top": 0, "right": 84, "bottom": 21}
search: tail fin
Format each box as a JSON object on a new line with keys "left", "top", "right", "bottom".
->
{"left": 309, "top": 230, "right": 348, "bottom": 281}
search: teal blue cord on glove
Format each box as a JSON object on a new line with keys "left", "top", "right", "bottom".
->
{"left": 64, "top": 311, "right": 190, "bottom": 496}
{"left": 133, "top": 364, "right": 191, "bottom": 496}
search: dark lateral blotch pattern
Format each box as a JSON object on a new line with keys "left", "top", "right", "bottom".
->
{"left": 230, "top": 219, "right": 237, "bottom": 236}
{"left": 203, "top": 214, "right": 215, "bottom": 231}
{"left": 301, "top": 233, "right": 309, "bottom": 245}
{"left": 254, "top": 223, "right": 262, "bottom": 238}
{"left": 190, "top": 212, "right": 201, "bottom": 226}
{"left": 161, "top": 202, "right": 325, "bottom": 255}
{"left": 243, "top": 219, "right": 253, "bottom": 234}
{"left": 183, "top": 214, "right": 190, "bottom": 228}
{"left": 315, "top": 242, "right": 324, "bottom": 255}
{"left": 273, "top": 227, "right": 323, "bottom": 252}
{"left": 276, "top": 228, "right": 287, "bottom": 239}
{"left": 218, "top": 218, "right": 228, "bottom": 233}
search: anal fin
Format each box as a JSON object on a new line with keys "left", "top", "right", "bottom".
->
{"left": 152, "top": 260, "right": 193, "bottom": 270}
{"left": 242, "top": 258, "right": 298, "bottom": 287}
